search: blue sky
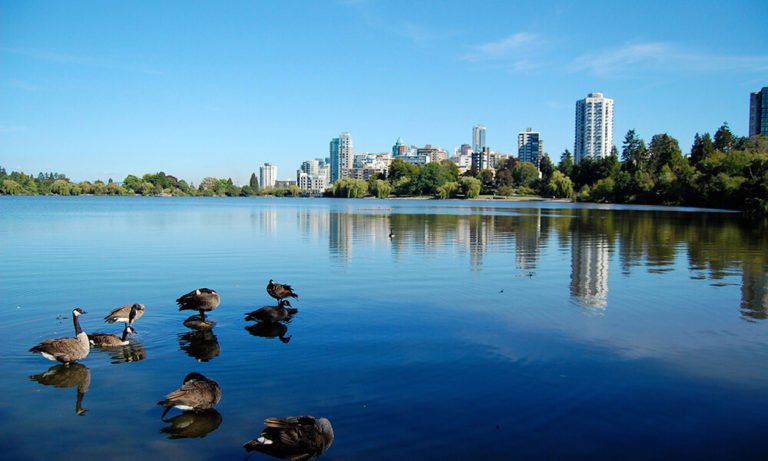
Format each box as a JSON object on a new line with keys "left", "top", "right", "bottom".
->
{"left": 2, "top": 0, "right": 767, "bottom": 184}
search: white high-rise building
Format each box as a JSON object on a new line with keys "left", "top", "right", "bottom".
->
{"left": 518, "top": 128, "right": 543, "bottom": 168}
{"left": 330, "top": 132, "right": 353, "bottom": 184}
{"left": 472, "top": 125, "right": 486, "bottom": 154}
{"left": 574, "top": 92, "right": 614, "bottom": 163}
{"left": 260, "top": 163, "right": 277, "bottom": 189}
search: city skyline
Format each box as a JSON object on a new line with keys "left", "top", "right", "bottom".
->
{"left": 2, "top": 1, "right": 767, "bottom": 184}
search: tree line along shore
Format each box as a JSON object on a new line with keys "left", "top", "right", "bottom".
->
{"left": 2, "top": 125, "right": 767, "bottom": 218}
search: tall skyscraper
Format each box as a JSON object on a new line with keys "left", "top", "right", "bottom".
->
{"left": 260, "top": 163, "right": 277, "bottom": 189}
{"left": 330, "top": 132, "right": 352, "bottom": 184}
{"left": 574, "top": 92, "right": 614, "bottom": 163}
{"left": 518, "top": 128, "right": 543, "bottom": 168}
{"left": 749, "top": 87, "right": 768, "bottom": 137}
{"left": 472, "top": 125, "right": 486, "bottom": 154}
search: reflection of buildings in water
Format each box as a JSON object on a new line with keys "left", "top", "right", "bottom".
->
{"left": 178, "top": 330, "right": 220, "bottom": 362}
{"left": 515, "top": 211, "right": 541, "bottom": 271}
{"left": 329, "top": 212, "right": 391, "bottom": 263}
{"left": 571, "top": 233, "right": 610, "bottom": 309}
{"left": 468, "top": 216, "right": 491, "bottom": 272}
{"left": 30, "top": 363, "right": 91, "bottom": 416}
{"left": 161, "top": 409, "right": 223, "bottom": 439}
{"left": 741, "top": 264, "right": 768, "bottom": 320}
{"left": 253, "top": 208, "right": 279, "bottom": 235}
{"left": 298, "top": 210, "right": 330, "bottom": 245}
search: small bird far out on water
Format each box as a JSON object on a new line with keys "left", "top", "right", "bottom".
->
{"left": 388, "top": 229, "right": 394, "bottom": 239}
{"left": 29, "top": 308, "right": 90, "bottom": 365}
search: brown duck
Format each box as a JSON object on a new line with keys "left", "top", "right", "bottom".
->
{"left": 158, "top": 372, "right": 221, "bottom": 418}
{"left": 176, "top": 288, "right": 220, "bottom": 321}
{"left": 244, "top": 415, "right": 334, "bottom": 460}
{"left": 267, "top": 279, "right": 299, "bottom": 303}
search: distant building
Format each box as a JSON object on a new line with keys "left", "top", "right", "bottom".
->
{"left": 749, "top": 87, "right": 768, "bottom": 137}
{"left": 416, "top": 144, "right": 448, "bottom": 163}
{"left": 330, "top": 132, "right": 353, "bottom": 183}
{"left": 297, "top": 159, "right": 330, "bottom": 192}
{"left": 349, "top": 152, "right": 391, "bottom": 180}
{"left": 471, "top": 147, "right": 489, "bottom": 171}
{"left": 488, "top": 151, "right": 507, "bottom": 169}
{"left": 260, "top": 163, "right": 277, "bottom": 189}
{"left": 518, "top": 128, "right": 543, "bottom": 168}
{"left": 472, "top": 125, "right": 486, "bottom": 154}
{"left": 274, "top": 180, "right": 296, "bottom": 189}
{"left": 392, "top": 137, "right": 409, "bottom": 157}
{"left": 574, "top": 92, "right": 614, "bottom": 164}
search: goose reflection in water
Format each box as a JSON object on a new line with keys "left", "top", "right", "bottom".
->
{"left": 160, "top": 409, "right": 222, "bottom": 439}
{"left": 102, "top": 341, "right": 147, "bottom": 364}
{"left": 245, "top": 322, "right": 292, "bottom": 344}
{"left": 178, "top": 330, "right": 220, "bottom": 362}
{"left": 30, "top": 363, "right": 91, "bottom": 416}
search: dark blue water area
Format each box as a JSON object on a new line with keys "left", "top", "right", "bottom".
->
{"left": 0, "top": 196, "right": 766, "bottom": 460}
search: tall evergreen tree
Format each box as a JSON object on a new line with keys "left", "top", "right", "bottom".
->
{"left": 249, "top": 172, "right": 259, "bottom": 191}
{"left": 690, "top": 132, "right": 714, "bottom": 165}
{"left": 713, "top": 122, "right": 735, "bottom": 153}
{"left": 558, "top": 149, "right": 574, "bottom": 177}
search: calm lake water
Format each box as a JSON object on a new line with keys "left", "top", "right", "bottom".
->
{"left": 1, "top": 196, "right": 767, "bottom": 460}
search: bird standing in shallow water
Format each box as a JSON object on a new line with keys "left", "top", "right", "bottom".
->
{"left": 90, "top": 303, "right": 141, "bottom": 347}
{"left": 176, "top": 288, "right": 220, "bottom": 321}
{"left": 157, "top": 372, "right": 221, "bottom": 418}
{"left": 267, "top": 279, "right": 299, "bottom": 303}
{"left": 30, "top": 308, "right": 90, "bottom": 365}
{"left": 244, "top": 300, "right": 297, "bottom": 324}
{"left": 243, "top": 415, "right": 334, "bottom": 460}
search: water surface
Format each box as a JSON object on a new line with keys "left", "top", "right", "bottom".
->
{"left": 1, "top": 196, "right": 767, "bottom": 460}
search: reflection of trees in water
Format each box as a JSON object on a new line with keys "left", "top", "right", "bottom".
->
{"left": 30, "top": 363, "right": 91, "bottom": 416}
{"left": 741, "top": 258, "right": 768, "bottom": 321}
{"left": 179, "top": 330, "right": 220, "bottom": 362}
{"left": 320, "top": 206, "right": 766, "bottom": 319}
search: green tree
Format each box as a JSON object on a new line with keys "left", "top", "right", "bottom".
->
{"left": 388, "top": 159, "right": 419, "bottom": 182}
{"left": 690, "top": 132, "right": 715, "bottom": 165}
{"left": 544, "top": 171, "right": 574, "bottom": 199}
{"left": 459, "top": 177, "right": 481, "bottom": 198}
{"left": 648, "top": 133, "right": 684, "bottom": 174}
{"left": 558, "top": 149, "right": 574, "bottom": 177}
{"left": 513, "top": 162, "right": 540, "bottom": 188}
{"left": 621, "top": 129, "right": 648, "bottom": 173}
{"left": 369, "top": 179, "right": 392, "bottom": 198}
{"left": 436, "top": 181, "right": 460, "bottom": 199}
{"left": 478, "top": 169, "right": 495, "bottom": 194}
{"left": 249, "top": 172, "right": 259, "bottom": 192}
{"left": 713, "top": 122, "right": 735, "bottom": 153}
{"left": 1, "top": 179, "right": 24, "bottom": 195}
{"left": 51, "top": 179, "right": 71, "bottom": 195}
{"left": 539, "top": 154, "right": 554, "bottom": 181}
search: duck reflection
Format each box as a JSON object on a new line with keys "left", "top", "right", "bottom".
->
{"left": 102, "top": 341, "right": 147, "bottom": 364}
{"left": 245, "top": 322, "right": 292, "bottom": 344}
{"left": 160, "top": 408, "right": 223, "bottom": 439}
{"left": 183, "top": 314, "right": 217, "bottom": 331}
{"left": 30, "top": 363, "right": 91, "bottom": 416}
{"left": 178, "top": 330, "right": 220, "bottom": 362}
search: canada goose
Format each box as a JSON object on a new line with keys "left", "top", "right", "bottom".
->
{"left": 388, "top": 229, "right": 394, "bottom": 239}
{"left": 245, "top": 322, "right": 292, "bottom": 344}
{"left": 243, "top": 416, "right": 334, "bottom": 461}
{"left": 161, "top": 408, "right": 223, "bottom": 439}
{"left": 267, "top": 279, "right": 299, "bottom": 302}
{"left": 89, "top": 324, "right": 136, "bottom": 347}
{"left": 244, "top": 300, "right": 297, "bottom": 324}
{"left": 157, "top": 372, "right": 222, "bottom": 418}
{"left": 30, "top": 363, "right": 91, "bottom": 416}
{"left": 183, "top": 314, "right": 217, "bottom": 331}
{"left": 177, "top": 288, "right": 220, "bottom": 321}
{"left": 104, "top": 303, "right": 145, "bottom": 325}
{"left": 29, "top": 308, "right": 90, "bottom": 365}
{"left": 90, "top": 304, "right": 140, "bottom": 347}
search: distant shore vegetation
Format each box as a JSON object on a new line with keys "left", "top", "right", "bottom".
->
{"left": 2, "top": 124, "right": 767, "bottom": 217}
